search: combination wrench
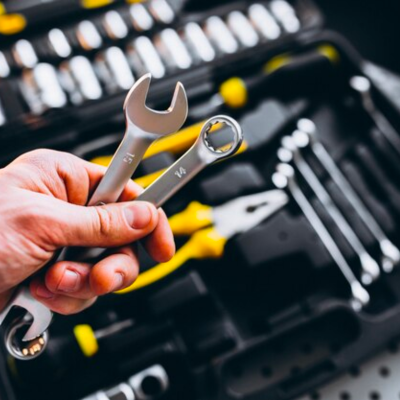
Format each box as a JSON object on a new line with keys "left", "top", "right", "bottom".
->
{"left": 279, "top": 136, "right": 380, "bottom": 285}
{"left": 350, "top": 75, "right": 400, "bottom": 158}
{"left": 294, "top": 118, "right": 400, "bottom": 272}
{"left": 0, "top": 115, "right": 242, "bottom": 360}
{"left": 272, "top": 163, "right": 370, "bottom": 310}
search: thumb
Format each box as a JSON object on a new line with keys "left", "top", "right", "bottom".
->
{"left": 49, "top": 200, "right": 159, "bottom": 248}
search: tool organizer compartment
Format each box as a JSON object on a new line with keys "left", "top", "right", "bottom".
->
{"left": 2, "top": 1, "right": 400, "bottom": 400}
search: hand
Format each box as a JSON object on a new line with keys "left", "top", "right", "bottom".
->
{"left": 0, "top": 150, "right": 175, "bottom": 314}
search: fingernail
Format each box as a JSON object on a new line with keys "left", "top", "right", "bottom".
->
{"left": 36, "top": 285, "right": 54, "bottom": 299}
{"left": 124, "top": 202, "right": 153, "bottom": 229}
{"left": 111, "top": 273, "right": 124, "bottom": 291}
{"left": 57, "top": 270, "right": 80, "bottom": 293}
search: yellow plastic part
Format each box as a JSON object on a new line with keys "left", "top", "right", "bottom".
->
{"left": 125, "top": 0, "right": 145, "bottom": 3}
{"left": 73, "top": 324, "right": 99, "bottom": 357}
{"left": 317, "top": 44, "right": 340, "bottom": 64}
{"left": 264, "top": 53, "right": 291, "bottom": 74}
{"left": 0, "top": 3, "right": 6, "bottom": 15}
{"left": 0, "top": 14, "right": 27, "bottom": 35}
{"left": 168, "top": 201, "right": 213, "bottom": 236}
{"left": 219, "top": 77, "right": 248, "bottom": 109}
{"left": 117, "top": 227, "right": 227, "bottom": 293}
{"left": 135, "top": 168, "right": 165, "bottom": 188}
{"left": 81, "top": 0, "right": 114, "bottom": 9}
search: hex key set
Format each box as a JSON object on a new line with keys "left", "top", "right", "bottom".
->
{"left": 2, "top": 1, "right": 400, "bottom": 400}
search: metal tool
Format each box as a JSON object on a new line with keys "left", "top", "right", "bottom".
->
{"left": 226, "top": 11, "right": 259, "bottom": 48}
{"left": 350, "top": 75, "right": 400, "bottom": 157}
{"left": 129, "top": 3, "right": 154, "bottom": 32}
{"left": 279, "top": 136, "right": 380, "bottom": 285}
{"left": 76, "top": 20, "right": 103, "bottom": 51}
{"left": 295, "top": 118, "right": 400, "bottom": 273}
{"left": 204, "top": 16, "right": 239, "bottom": 55}
{"left": 48, "top": 28, "right": 72, "bottom": 59}
{"left": 59, "top": 55, "right": 103, "bottom": 104}
{"left": 88, "top": 73, "right": 188, "bottom": 206}
{"left": 95, "top": 47, "right": 135, "bottom": 93}
{"left": 129, "top": 36, "right": 166, "bottom": 79}
{"left": 12, "top": 39, "right": 38, "bottom": 69}
{"left": 154, "top": 28, "right": 192, "bottom": 70}
{"left": 0, "top": 74, "right": 189, "bottom": 360}
{"left": 248, "top": 4, "right": 281, "bottom": 40}
{"left": 136, "top": 115, "right": 243, "bottom": 207}
{"left": 270, "top": 0, "right": 301, "bottom": 33}
{"left": 103, "top": 10, "right": 128, "bottom": 40}
{"left": 182, "top": 22, "right": 216, "bottom": 63}
{"left": 272, "top": 163, "right": 370, "bottom": 310}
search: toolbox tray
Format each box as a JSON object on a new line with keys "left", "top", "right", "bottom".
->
{"left": 2, "top": 2, "right": 400, "bottom": 400}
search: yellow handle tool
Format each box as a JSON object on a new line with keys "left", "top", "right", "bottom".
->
{"left": 117, "top": 227, "right": 227, "bottom": 293}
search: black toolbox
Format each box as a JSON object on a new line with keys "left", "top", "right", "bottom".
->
{"left": 2, "top": 1, "right": 400, "bottom": 400}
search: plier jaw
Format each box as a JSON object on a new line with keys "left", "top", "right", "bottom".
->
{"left": 212, "top": 189, "right": 289, "bottom": 239}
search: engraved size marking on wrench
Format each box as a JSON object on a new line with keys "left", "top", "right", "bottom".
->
{"left": 174, "top": 167, "right": 187, "bottom": 178}
{"left": 123, "top": 153, "right": 135, "bottom": 164}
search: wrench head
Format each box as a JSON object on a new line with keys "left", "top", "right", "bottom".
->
{"left": 123, "top": 73, "right": 188, "bottom": 135}
{"left": 0, "top": 287, "right": 52, "bottom": 342}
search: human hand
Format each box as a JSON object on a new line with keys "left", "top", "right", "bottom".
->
{"left": 0, "top": 149, "right": 175, "bottom": 314}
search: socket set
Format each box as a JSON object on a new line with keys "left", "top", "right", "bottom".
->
{"left": 2, "top": 1, "right": 400, "bottom": 400}
{"left": 0, "top": 0, "right": 320, "bottom": 165}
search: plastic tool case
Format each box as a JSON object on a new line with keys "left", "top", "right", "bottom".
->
{"left": 2, "top": 1, "right": 400, "bottom": 400}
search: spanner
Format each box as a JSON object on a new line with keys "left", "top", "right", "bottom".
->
{"left": 294, "top": 118, "right": 400, "bottom": 273}
{"left": 350, "top": 75, "right": 400, "bottom": 158}
{"left": 279, "top": 136, "right": 380, "bottom": 285}
{"left": 0, "top": 115, "right": 242, "bottom": 360}
{"left": 272, "top": 163, "right": 370, "bottom": 310}
{"left": 89, "top": 72, "right": 188, "bottom": 206}
{"left": 0, "top": 73, "right": 188, "bottom": 360}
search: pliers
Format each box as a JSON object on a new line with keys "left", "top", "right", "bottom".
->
{"left": 118, "top": 189, "right": 289, "bottom": 293}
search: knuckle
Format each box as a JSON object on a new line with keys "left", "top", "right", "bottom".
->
{"left": 93, "top": 207, "right": 114, "bottom": 238}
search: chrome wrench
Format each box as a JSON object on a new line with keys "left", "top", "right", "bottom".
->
{"left": 272, "top": 163, "right": 370, "bottom": 310}
{"left": 294, "top": 118, "right": 400, "bottom": 273}
{"left": 0, "top": 73, "right": 188, "bottom": 359}
{"left": 279, "top": 136, "right": 380, "bottom": 285}
{"left": 89, "top": 72, "right": 188, "bottom": 205}
{"left": 350, "top": 75, "right": 400, "bottom": 158}
{"left": 0, "top": 115, "right": 242, "bottom": 360}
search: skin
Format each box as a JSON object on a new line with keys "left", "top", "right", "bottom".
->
{"left": 0, "top": 149, "right": 175, "bottom": 315}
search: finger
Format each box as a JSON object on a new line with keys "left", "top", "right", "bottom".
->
{"left": 30, "top": 279, "right": 97, "bottom": 315}
{"left": 43, "top": 248, "right": 139, "bottom": 298}
{"left": 89, "top": 248, "right": 139, "bottom": 295}
{"left": 44, "top": 261, "right": 93, "bottom": 299}
{"left": 143, "top": 208, "right": 175, "bottom": 263}
{"left": 11, "top": 149, "right": 144, "bottom": 205}
{"left": 35, "top": 198, "right": 159, "bottom": 249}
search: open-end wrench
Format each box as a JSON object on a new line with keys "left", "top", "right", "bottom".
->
{"left": 272, "top": 163, "right": 370, "bottom": 310}
{"left": 294, "top": 119, "right": 400, "bottom": 273}
{"left": 89, "top": 72, "right": 188, "bottom": 206}
{"left": 0, "top": 73, "right": 188, "bottom": 360}
{"left": 0, "top": 115, "right": 242, "bottom": 360}
{"left": 350, "top": 75, "right": 400, "bottom": 158}
{"left": 279, "top": 136, "right": 380, "bottom": 285}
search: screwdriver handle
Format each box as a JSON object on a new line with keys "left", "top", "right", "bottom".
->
{"left": 117, "top": 228, "right": 227, "bottom": 293}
